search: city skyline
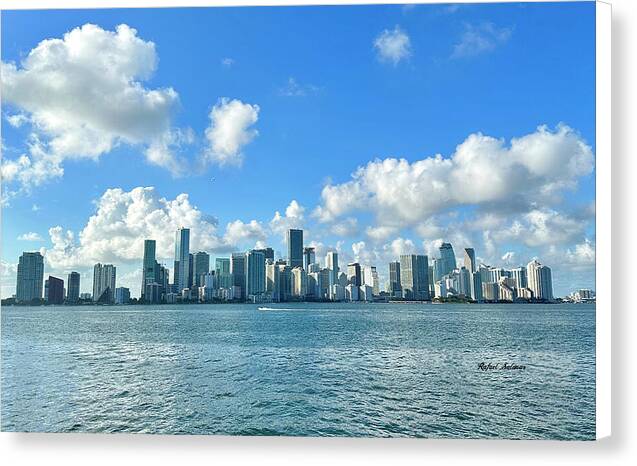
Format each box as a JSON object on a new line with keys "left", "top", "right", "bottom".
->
{"left": 9, "top": 225, "right": 569, "bottom": 304}
{"left": 1, "top": 3, "right": 596, "bottom": 298}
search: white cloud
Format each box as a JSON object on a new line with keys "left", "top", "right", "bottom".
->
{"left": 223, "top": 219, "right": 267, "bottom": 246}
{"left": 314, "top": 125, "right": 593, "bottom": 229}
{"left": 331, "top": 217, "right": 359, "bottom": 237}
{"left": 374, "top": 26, "right": 412, "bottom": 65}
{"left": 564, "top": 239, "right": 595, "bottom": 268}
{"left": 42, "top": 186, "right": 250, "bottom": 270}
{"left": 203, "top": 98, "right": 260, "bottom": 167}
{"left": 270, "top": 200, "right": 305, "bottom": 237}
{"left": 366, "top": 225, "right": 399, "bottom": 242}
{"left": 5, "top": 113, "right": 28, "bottom": 128}
{"left": 493, "top": 208, "right": 586, "bottom": 247}
{"left": 17, "top": 232, "right": 43, "bottom": 241}
{"left": 278, "top": 77, "right": 320, "bottom": 97}
{"left": 1, "top": 23, "right": 187, "bottom": 187}
{"left": 452, "top": 23, "right": 513, "bottom": 58}
{"left": 221, "top": 57, "right": 235, "bottom": 67}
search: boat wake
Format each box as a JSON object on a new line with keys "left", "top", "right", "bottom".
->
{"left": 257, "top": 306, "right": 297, "bottom": 311}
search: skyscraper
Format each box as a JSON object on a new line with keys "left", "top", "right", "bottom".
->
{"left": 388, "top": 261, "right": 402, "bottom": 298}
{"left": 193, "top": 251, "right": 210, "bottom": 287}
{"left": 399, "top": 254, "right": 430, "bottom": 300}
{"left": 325, "top": 251, "right": 338, "bottom": 286}
{"left": 46, "top": 276, "right": 64, "bottom": 305}
{"left": 439, "top": 242, "right": 457, "bottom": 277}
{"left": 174, "top": 228, "right": 190, "bottom": 292}
{"left": 245, "top": 249, "right": 266, "bottom": 298}
{"left": 347, "top": 263, "right": 362, "bottom": 286}
{"left": 93, "top": 263, "right": 116, "bottom": 304}
{"left": 287, "top": 229, "right": 303, "bottom": 268}
{"left": 511, "top": 267, "right": 528, "bottom": 289}
{"left": 231, "top": 252, "right": 246, "bottom": 300}
{"left": 215, "top": 257, "right": 233, "bottom": 289}
{"left": 255, "top": 247, "right": 275, "bottom": 262}
{"left": 527, "top": 260, "right": 554, "bottom": 301}
{"left": 16, "top": 251, "right": 44, "bottom": 303}
{"left": 303, "top": 247, "right": 316, "bottom": 270}
{"left": 141, "top": 239, "right": 157, "bottom": 301}
{"left": 67, "top": 271, "right": 80, "bottom": 303}
{"left": 463, "top": 248, "right": 476, "bottom": 273}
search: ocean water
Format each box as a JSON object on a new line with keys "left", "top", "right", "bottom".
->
{"left": 1, "top": 303, "right": 595, "bottom": 439}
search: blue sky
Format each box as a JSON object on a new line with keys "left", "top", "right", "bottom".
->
{"left": 1, "top": 2, "right": 596, "bottom": 297}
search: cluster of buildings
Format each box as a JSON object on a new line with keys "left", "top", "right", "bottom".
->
{"left": 10, "top": 227, "right": 564, "bottom": 306}
{"left": 136, "top": 228, "right": 557, "bottom": 305}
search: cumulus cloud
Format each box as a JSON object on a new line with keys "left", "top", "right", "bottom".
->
{"left": 492, "top": 208, "right": 586, "bottom": 247}
{"left": 270, "top": 200, "right": 306, "bottom": 237}
{"left": 17, "top": 232, "right": 43, "bottom": 241}
{"left": 374, "top": 26, "right": 412, "bottom": 65}
{"left": 314, "top": 125, "right": 593, "bottom": 229}
{"left": 42, "top": 186, "right": 257, "bottom": 270}
{"left": 331, "top": 217, "right": 359, "bottom": 237}
{"left": 203, "top": 98, "right": 260, "bottom": 167}
{"left": 223, "top": 219, "right": 267, "bottom": 246}
{"left": 452, "top": 22, "right": 513, "bottom": 58}
{"left": 1, "top": 23, "right": 188, "bottom": 187}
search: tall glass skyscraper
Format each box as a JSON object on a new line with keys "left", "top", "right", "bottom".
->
{"left": 67, "top": 271, "right": 80, "bottom": 303}
{"left": 287, "top": 229, "right": 303, "bottom": 268}
{"left": 439, "top": 243, "right": 456, "bottom": 277}
{"left": 231, "top": 252, "right": 246, "bottom": 299}
{"left": 174, "top": 228, "right": 190, "bottom": 292}
{"left": 388, "top": 261, "right": 402, "bottom": 298}
{"left": 141, "top": 239, "right": 157, "bottom": 300}
{"left": 303, "top": 247, "right": 316, "bottom": 270}
{"left": 399, "top": 254, "right": 430, "bottom": 300}
{"left": 16, "top": 251, "right": 44, "bottom": 302}
{"left": 245, "top": 249, "right": 266, "bottom": 298}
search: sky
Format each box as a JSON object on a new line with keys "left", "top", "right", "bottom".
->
{"left": 0, "top": 2, "right": 596, "bottom": 298}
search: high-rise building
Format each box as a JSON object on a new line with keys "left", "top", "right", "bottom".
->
{"left": 215, "top": 258, "right": 233, "bottom": 289}
{"left": 93, "top": 263, "right": 116, "bottom": 304}
{"left": 115, "top": 287, "right": 131, "bottom": 305}
{"left": 470, "top": 271, "right": 483, "bottom": 301}
{"left": 277, "top": 262, "right": 292, "bottom": 302}
{"left": 141, "top": 239, "right": 157, "bottom": 301}
{"left": 399, "top": 254, "right": 430, "bottom": 300}
{"left": 464, "top": 248, "right": 476, "bottom": 273}
{"left": 193, "top": 251, "right": 210, "bottom": 287}
{"left": 231, "top": 253, "right": 246, "bottom": 300}
{"left": 527, "top": 260, "right": 554, "bottom": 301}
{"left": 347, "top": 262, "right": 362, "bottom": 286}
{"left": 287, "top": 229, "right": 303, "bottom": 268}
{"left": 46, "top": 276, "right": 64, "bottom": 304}
{"left": 363, "top": 266, "right": 380, "bottom": 296}
{"left": 174, "top": 228, "right": 190, "bottom": 292}
{"left": 16, "top": 251, "right": 44, "bottom": 303}
{"left": 325, "top": 251, "right": 339, "bottom": 287}
{"left": 388, "top": 261, "right": 402, "bottom": 298}
{"left": 291, "top": 267, "right": 307, "bottom": 298}
{"left": 439, "top": 242, "right": 457, "bottom": 277}
{"left": 188, "top": 253, "right": 194, "bottom": 289}
{"left": 67, "top": 271, "right": 80, "bottom": 303}
{"left": 303, "top": 247, "right": 316, "bottom": 270}
{"left": 511, "top": 267, "right": 528, "bottom": 290}
{"left": 245, "top": 249, "right": 266, "bottom": 299}
{"left": 266, "top": 261, "right": 280, "bottom": 301}
{"left": 254, "top": 247, "right": 274, "bottom": 262}
{"left": 458, "top": 267, "right": 471, "bottom": 297}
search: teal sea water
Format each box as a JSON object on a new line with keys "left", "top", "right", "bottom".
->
{"left": 1, "top": 303, "right": 595, "bottom": 439}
